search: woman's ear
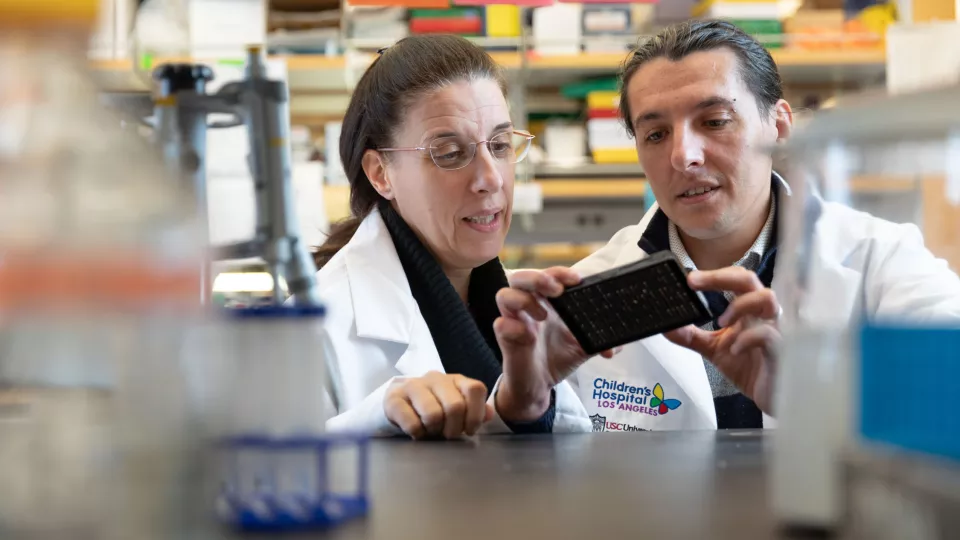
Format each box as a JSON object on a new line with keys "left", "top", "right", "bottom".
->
{"left": 362, "top": 149, "right": 393, "bottom": 200}
{"left": 773, "top": 98, "right": 793, "bottom": 142}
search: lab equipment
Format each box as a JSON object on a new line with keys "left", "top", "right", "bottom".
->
{"left": 205, "top": 306, "right": 369, "bottom": 532}
{"left": 143, "top": 45, "right": 371, "bottom": 537}
{"left": 150, "top": 46, "right": 321, "bottom": 307}
{"left": 143, "top": 23, "right": 368, "bottom": 532}
{"left": 549, "top": 251, "right": 712, "bottom": 355}
{"left": 0, "top": 1, "right": 205, "bottom": 537}
{"left": 771, "top": 84, "right": 960, "bottom": 538}
{"left": 1, "top": 3, "right": 361, "bottom": 539}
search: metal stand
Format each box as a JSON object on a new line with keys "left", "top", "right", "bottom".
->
{"left": 151, "top": 47, "right": 321, "bottom": 306}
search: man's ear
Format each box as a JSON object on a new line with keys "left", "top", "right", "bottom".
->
{"left": 362, "top": 149, "right": 393, "bottom": 200}
{"left": 773, "top": 98, "right": 793, "bottom": 143}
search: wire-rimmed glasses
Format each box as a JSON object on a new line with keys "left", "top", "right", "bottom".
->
{"left": 377, "top": 130, "right": 535, "bottom": 171}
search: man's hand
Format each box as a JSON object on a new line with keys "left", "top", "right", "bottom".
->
{"left": 492, "top": 267, "right": 617, "bottom": 422}
{"left": 664, "top": 266, "right": 780, "bottom": 414}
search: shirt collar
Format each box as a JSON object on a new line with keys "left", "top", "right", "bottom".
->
{"left": 668, "top": 193, "right": 777, "bottom": 272}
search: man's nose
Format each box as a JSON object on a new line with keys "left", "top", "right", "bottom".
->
{"left": 471, "top": 144, "right": 504, "bottom": 193}
{"left": 670, "top": 126, "right": 705, "bottom": 172}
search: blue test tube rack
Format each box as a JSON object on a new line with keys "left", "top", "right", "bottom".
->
{"left": 214, "top": 433, "right": 370, "bottom": 531}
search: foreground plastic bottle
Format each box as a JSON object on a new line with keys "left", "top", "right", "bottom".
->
{"left": 771, "top": 87, "right": 960, "bottom": 537}
{"left": 0, "top": 2, "right": 206, "bottom": 537}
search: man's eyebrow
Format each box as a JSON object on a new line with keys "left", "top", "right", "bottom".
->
{"left": 695, "top": 96, "right": 736, "bottom": 110}
{"left": 633, "top": 110, "right": 662, "bottom": 128}
{"left": 632, "top": 96, "right": 737, "bottom": 129}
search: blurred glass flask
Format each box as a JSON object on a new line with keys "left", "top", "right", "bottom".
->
{"left": 0, "top": 1, "right": 207, "bottom": 538}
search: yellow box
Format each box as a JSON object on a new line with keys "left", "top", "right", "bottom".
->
{"left": 586, "top": 91, "right": 621, "bottom": 111}
{"left": 486, "top": 5, "right": 521, "bottom": 38}
{"left": 591, "top": 148, "right": 639, "bottom": 163}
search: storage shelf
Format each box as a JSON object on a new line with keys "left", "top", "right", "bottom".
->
{"left": 90, "top": 47, "right": 887, "bottom": 92}
{"left": 534, "top": 162, "right": 644, "bottom": 178}
{"left": 538, "top": 179, "right": 647, "bottom": 198}
{"left": 322, "top": 175, "right": 913, "bottom": 221}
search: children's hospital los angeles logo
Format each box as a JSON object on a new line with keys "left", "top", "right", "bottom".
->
{"left": 590, "top": 377, "right": 682, "bottom": 432}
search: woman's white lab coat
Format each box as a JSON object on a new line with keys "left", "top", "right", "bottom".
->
{"left": 569, "top": 178, "right": 960, "bottom": 432}
{"left": 316, "top": 207, "right": 592, "bottom": 436}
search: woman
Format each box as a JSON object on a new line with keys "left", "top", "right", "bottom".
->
{"left": 313, "top": 35, "right": 592, "bottom": 439}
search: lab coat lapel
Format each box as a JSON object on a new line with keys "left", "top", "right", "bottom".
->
{"left": 343, "top": 209, "right": 445, "bottom": 377}
{"left": 625, "top": 212, "right": 717, "bottom": 428}
{"left": 602, "top": 203, "right": 718, "bottom": 429}
{"left": 611, "top": 203, "right": 659, "bottom": 268}
{"left": 772, "top": 204, "right": 865, "bottom": 327}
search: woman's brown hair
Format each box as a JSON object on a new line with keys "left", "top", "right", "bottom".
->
{"left": 313, "top": 35, "right": 507, "bottom": 268}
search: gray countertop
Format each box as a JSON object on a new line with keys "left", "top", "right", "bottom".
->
{"left": 7, "top": 425, "right": 954, "bottom": 539}
{"left": 284, "top": 429, "right": 780, "bottom": 540}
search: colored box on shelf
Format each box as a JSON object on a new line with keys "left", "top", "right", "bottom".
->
{"left": 410, "top": 17, "right": 483, "bottom": 34}
{"left": 531, "top": 4, "right": 583, "bottom": 55}
{"left": 409, "top": 7, "right": 484, "bottom": 34}
{"left": 586, "top": 90, "right": 621, "bottom": 111}
{"left": 691, "top": 0, "right": 790, "bottom": 19}
{"left": 484, "top": 5, "right": 521, "bottom": 36}
{"left": 582, "top": 5, "right": 632, "bottom": 35}
{"left": 729, "top": 18, "right": 784, "bottom": 48}
{"left": 591, "top": 148, "right": 639, "bottom": 163}
{"left": 410, "top": 6, "right": 481, "bottom": 15}
{"left": 561, "top": 77, "right": 619, "bottom": 100}
{"left": 586, "top": 117, "right": 635, "bottom": 163}
{"left": 587, "top": 108, "right": 619, "bottom": 119}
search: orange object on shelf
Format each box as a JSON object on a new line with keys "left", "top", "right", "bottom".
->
{"left": 842, "top": 19, "right": 883, "bottom": 48}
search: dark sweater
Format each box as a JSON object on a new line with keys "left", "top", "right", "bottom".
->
{"left": 379, "top": 202, "right": 556, "bottom": 433}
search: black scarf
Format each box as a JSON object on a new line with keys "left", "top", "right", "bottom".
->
{"left": 379, "top": 202, "right": 508, "bottom": 396}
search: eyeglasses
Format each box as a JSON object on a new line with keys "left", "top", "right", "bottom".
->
{"left": 377, "top": 130, "right": 535, "bottom": 171}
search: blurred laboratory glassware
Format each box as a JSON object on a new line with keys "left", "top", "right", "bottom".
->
{"left": 771, "top": 86, "right": 960, "bottom": 534}
{"left": 209, "top": 306, "right": 335, "bottom": 529}
{"left": 0, "top": 1, "right": 208, "bottom": 538}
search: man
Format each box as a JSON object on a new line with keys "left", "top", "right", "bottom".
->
{"left": 492, "top": 19, "right": 960, "bottom": 430}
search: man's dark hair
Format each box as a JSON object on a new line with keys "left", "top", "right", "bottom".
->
{"left": 619, "top": 19, "right": 783, "bottom": 137}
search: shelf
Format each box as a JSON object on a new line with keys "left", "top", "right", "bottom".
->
{"left": 90, "top": 47, "right": 887, "bottom": 92}
{"left": 534, "top": 162, "right": 643, "bottom": 178}
{"left": 522, "top": 47, "right": 886, "bottom": 85}
{"left": 537, "top": 179, "right": 646, "bottom": 198}
{"left": 501, "top": 243, "right": 602, "bottom": 265}
{"left": 524, "top": 48, "right": 885, "bottom": 69}
{"left": 322, "top": 175, "right": 913, "bottom": 220}
{"left": 525, "top": 52, "right": 627, "bottom": 70}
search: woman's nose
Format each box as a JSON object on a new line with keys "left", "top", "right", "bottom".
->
{"left": 471, "top": 144, "right": 504, "bottom": 193}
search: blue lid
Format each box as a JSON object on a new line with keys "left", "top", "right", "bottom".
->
{"left": 222, "top": 305, "right": 326, "bottom": 319}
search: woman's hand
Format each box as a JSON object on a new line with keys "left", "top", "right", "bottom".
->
{"left": 383, "top": 371, "right": 494, "bottom": 439}
{"left": 493, "top": 267, "right": 617, "bottom": 422}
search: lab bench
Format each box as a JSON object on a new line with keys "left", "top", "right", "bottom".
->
{"left": 188, "top": 431, "right": 952, "bottom": 540}
{"left": 171, "top": 430, "right": 779, "bottom": 539}
{"left": 3, "top": 429, "right": 956, "bottom": 538}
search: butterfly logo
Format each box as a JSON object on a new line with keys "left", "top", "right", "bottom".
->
{"left": 650, "top": 383, "right": 682, "bottom": 415}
